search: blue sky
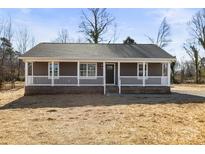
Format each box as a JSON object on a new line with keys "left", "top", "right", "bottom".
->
{"left": 0, "top": 8, "right": 202, "bottom": 60}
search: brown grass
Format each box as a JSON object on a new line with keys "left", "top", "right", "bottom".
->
{"left": 0, "top": 81, "right": 24, "bottom": 91}
{"left": 0, "top": 85, "right": 205, "bottom": 144}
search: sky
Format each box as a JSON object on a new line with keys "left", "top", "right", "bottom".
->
{"left": 0, "top": 8, "right": 202, "bottom": 60}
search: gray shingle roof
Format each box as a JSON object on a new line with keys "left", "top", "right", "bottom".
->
{"left": 20, "top": 43, "right": 174, "bottom": 60}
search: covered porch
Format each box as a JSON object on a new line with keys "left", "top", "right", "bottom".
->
{"left": 24, "top": 60, "right": 171, "bottom": 94}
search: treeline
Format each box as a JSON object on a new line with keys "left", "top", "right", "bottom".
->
{"left": 171, "top": 9, "right": 205, "bottom": 84}
{"left": 0, "top": 18, "right": 36, "bottom": 89}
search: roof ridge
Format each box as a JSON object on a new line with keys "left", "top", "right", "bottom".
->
{"left": 39, "top": 42, "right": 156, "bottom": 45}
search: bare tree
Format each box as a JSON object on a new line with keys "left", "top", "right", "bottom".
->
{"left": 184, "top": 41, "right": 201, "bottom": 83}
{"left": 7, "top": 45, "right": 18, "bottom": 88}
{"left": 0, "top": 19, "right": 4, "bottom": 37}
{"left": 16, "top": 27, "right": 31, "bottom": 54}
{"left": 170, "top": 57, "right": 179, "bottom": 83}
{"left": 76, "top": 37, "right": 85, "bottom": 43}
{"left": 179, "top": 59, "right": 186, "bottom": 83}
{"left": 31, "top": 36, "right": 36, "bottom": 48}
{"left": 112, "top": 23, "right": 118, "bottom": 43}
{"left": 0, "top": 37, "right": 17, "bottom": 88}
{"left": 146, "top": 17, "right": 171, "bottom": 48}
{"left": 108, "top": 23, "right": 119, "bottom": 43}
{"left": 3, "top": 17, "right": 13, "bottom": 42}
{"left": 79, "top": 8, "right": 115, "bottom": 44}
{"left": 55, "top": 28, "right": 69, "bottom": 43}
{"left": 189, "top": 9, "right": 205, "bottom": 51}
{"left": 0, "top": 18, "right": 14, "bottom": 88}
{"left": 16, "top": 27, "right": 33, "bottom": 79}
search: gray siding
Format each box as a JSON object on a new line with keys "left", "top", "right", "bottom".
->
{"left": 33, "top": 62, "right": 48, "bottom": 76}
{"left": 97, "top": 62, "right": 103, "bottom": 76}
{"left": 32, "top": 62, "right": 162, "bottom": 77}
{"left": 148, "top": 63, "right": 162, "bottom": 76}
{"left": 120, "top": 63, "right": 162, "bottom": 76}
{"left": 60, "top": 62, "right": 77, "bottom": 76}
{"left": 120, "top": 63, "right": 137, "bottom": 76}
{"left": 33, "top": 62, "right": 103, "bottom": 76}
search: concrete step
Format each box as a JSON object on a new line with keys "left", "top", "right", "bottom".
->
{"left": 106, "top": 86, "right": 119, "bottom": 94}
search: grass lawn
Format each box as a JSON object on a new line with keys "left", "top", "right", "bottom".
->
{"left": 0, "top": 84, "right": 205, "bottom": 144}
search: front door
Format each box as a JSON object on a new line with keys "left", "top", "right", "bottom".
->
{"left": 106, "top": 64, "right": 115, "bottom": 84}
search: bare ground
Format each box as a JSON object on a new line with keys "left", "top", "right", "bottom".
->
{"left": 0, "top": 84, "right": 205, "bottom": 144}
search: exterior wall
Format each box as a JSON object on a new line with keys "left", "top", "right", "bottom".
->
{"left": 120, "top": 63, "right": 162, "bottom": 76}
{"left": 33, "top": 62, "right": 48, "bottom": 76}
{"left": 148, "top": 63, "right": 162, "bottom": 76}
{"left": 120, "top": 63, "right": 138, "bottom": 76}
{"left": 60, "top": 62, "right": 77, "bottom": 76}
{"left": 32, "top": 62, "right": 103, "bottom": 76}
{"left": 32, "top": 62, "right": 162, "bottom": 77}
{"left": 97, "top": 62, "right": 103, "bottom": 76}
{"left": 25, "top": 86, "right": 170, "bottom": 95}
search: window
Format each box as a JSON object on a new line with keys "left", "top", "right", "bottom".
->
{"left": 162, "top": 63, "right": 168, "bottom": 76}
{"left": 137, "top": 63, "right": 148, "bottom": 77}
{"left": 48, "top": 62, "right": 59, "bottom": 78}
{"left": 80, "top": 63, "right": 97, "bottom": 78}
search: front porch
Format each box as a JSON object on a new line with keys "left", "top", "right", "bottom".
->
{"left": 24, "top": 61, "right": 171, "bottom": 94}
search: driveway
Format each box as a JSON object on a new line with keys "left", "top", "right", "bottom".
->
{"left": 171, "top": 84, "right": 205, "bottom": 97}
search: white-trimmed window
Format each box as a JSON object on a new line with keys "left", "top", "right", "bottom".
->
{"left": 137, "top": 63, "right": 148, "bottom": 77}
{"left": 162, "top": 63, "right": 168, "bottom": 76}
{"left": 80, "top": 63, "right": 97, "bottom": 78}
{"left": 48, "top": 62, "right": 59, "bottom": 78}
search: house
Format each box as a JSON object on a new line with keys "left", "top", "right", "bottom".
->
{"left": 19, "top": 43, "right": 175, "bottom": 95}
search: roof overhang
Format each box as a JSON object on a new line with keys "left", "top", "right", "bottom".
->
{"left": 19, "top": 56, "right": 176, "bottom": 63}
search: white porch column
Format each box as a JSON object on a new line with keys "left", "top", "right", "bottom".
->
{"left": 103, "top": 62, "right": 106, "bottom": 95}
{"left": 25, "top": 61, "right": 28, "bottom": 86}
{"left": 143, "top": 62, "right": 145, "bottom": 86}
{"left": 118, "top": 61, "right": 121, "bottom": 94}
{"left": 168, "top": 62, "right": 171, "bottom": 86}
{"left": 51, "top": 61, "right": 54, "bottom": 86}
{"left": 77, "top": 61, "right": 80, "bottom": 86}
{"left": 31, "top": 62, "right": 33, "bottom": 85}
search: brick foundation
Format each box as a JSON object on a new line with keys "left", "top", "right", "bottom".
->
{"left": 25, "top": 86, "right": 104, "bottom": 95}
{"left": 25, "top": 86, "right": 170, "bottom": 95}
{"left": 121, "top": 86, "right": 170, "bottom": 94}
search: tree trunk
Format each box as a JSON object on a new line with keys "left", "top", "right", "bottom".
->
{"left": 181, "top": 69, "right": 185, "bottom": 83}
{"left": 195, "top": 61, "right": 199, "bottom": 84}
{"left": 17, "top": 60, "right": 21, "bottom": 79}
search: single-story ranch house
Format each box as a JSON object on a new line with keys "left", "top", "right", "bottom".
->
{"left": 19, "top": 43, "right": 175, "bottom": 95}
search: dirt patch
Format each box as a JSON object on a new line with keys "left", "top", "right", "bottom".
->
{"left": 0, "top": 85, "right": 205, "bottom": 144}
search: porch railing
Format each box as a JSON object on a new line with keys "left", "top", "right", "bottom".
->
{"left": 120, "top": 76, "right": 168, "bottom": 86}
{"left": 27, "top": 76, "right": 168, "bottom": 86}
{"left": 26, "top": 76, "right": 104, "bottom": 86}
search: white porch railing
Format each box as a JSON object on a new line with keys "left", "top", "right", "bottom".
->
{"left": 79, "top": 76, "right": 104, "bottom": 86}
{"left": 120, "top": 76, "right": 168, "bottom": 86}
{"left": 27, "top": 76, "right": 52, "bottom": 86}
{"left": 27, "top": 75, "right": 168, "bottom": 86}
{"left": 26, "top": 76, "right": 104, "bottom": 86}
